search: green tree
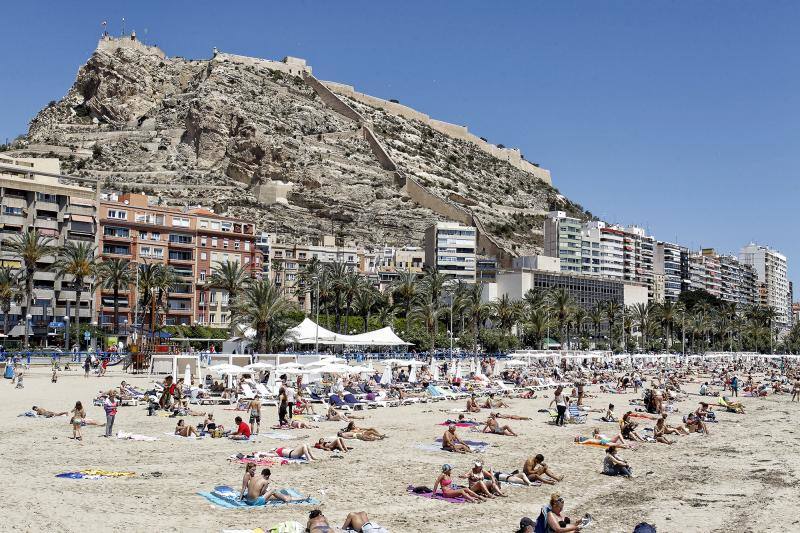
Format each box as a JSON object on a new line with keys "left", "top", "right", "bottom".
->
{"left": 391, "top": 269, "right": 418, "bottom": 336}
{"left": 208, "top": 259, "right": 251, "bottom": 314}
{"left": 6, "top": 230, "right": 55, "bottom": 347}
{"left": 54, "top": 241, "right": 97, "bottom": 349}
{"left": 95, "top": 258, "right": 132, "bottom": 335}
{"left": 231, "top": 279, "right": 296, "bottom": 352}
{"left": 0, "top": 266, "right": 22, "bottom": 337}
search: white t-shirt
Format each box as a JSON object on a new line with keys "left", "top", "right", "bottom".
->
{"left": 285, "top": 386, "right": 296, "bottom": 404}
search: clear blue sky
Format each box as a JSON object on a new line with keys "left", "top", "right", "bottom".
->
{"left": 2, "top": 2, "right": 798, "bottom": 289}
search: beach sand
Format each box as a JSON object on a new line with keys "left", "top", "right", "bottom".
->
{"left": 1, "top": 366, "right": 798, "bottom": 532}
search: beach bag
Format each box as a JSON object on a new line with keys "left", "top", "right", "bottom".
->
{"left": 211, "top": 428, "right": 223, "bottom": 438}
{"left": 634, "top": 523, "right": 657, "bottom": 533}
{"left": 535, "top": 505, "right": 551, "bottom": 533}
{"left": 268, "top": 521, "right": 303, "bottom": 533}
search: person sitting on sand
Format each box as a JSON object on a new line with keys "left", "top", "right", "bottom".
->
{"left": 200, "top": 413, "right": 222, "bottom": 434}
{"left": 466, "top": 394, "right": 481, "bottom": 413}
{"left": 658, "top": 413, "right": 689, "bottom": 436}
{"left": 619, "top": 412, "right": 646, "bottom": 442}
{"left": 600, "top": 404, "right": 616, "bottom": 422}
{"left": 523, "top": 454, "right": 563, "bottom": 485}
{"left": 273, "top": 444, "right": 317, "bottom": 461}
{"left": 245, "top": 468, "right": 306, "bottom": 505}
{"left": 70, "top": 401, "right": 85, "bottom": 441}
{"left": 175, "top": 419, "right": 199, "bottom": 437}
{"left": 652, "top": 416, "right": 676, "bottom": 445}
{"left": 240, "top": 463, "right": 256, "bottom": 500}
{"left": 462, "top": 461, "right": 506, "bottom": 498}
{"left": 32, "top": 406, "right": 68, "bottom": 418}
{"left": 695, "top": 402, "right": 715, "bottom": 422}
{"left": 441, "top": 424, "right": 471, "bottom": 453}
{"left": 433, "top": 464, "right": 485, "bottom": 503}
{"left": 684, "top": 412, "right": 710, "bottom": 436}
{"left": 482, "top": 393, "right": 510, "bottom": 409}
{"left": 483, "top": 413, "right": 517, "bottom": 436}
{"left": 228, "top": 416, "right": 251, "bottom": 440}
{"left": 719, "top": 396, "right": 745, "bottom": 414}
{"left": 338, "top": 421, "right": 385, "bottom": 440}
{"left": 544, "top": 492, "right": 584, "bottom": 532}
{"left": 326, "top": 405, "right": 363, "bottom": 422}
{"left": 307, "top": 510, "right": 331, "bottom": 533}
{"left": 342, "top": 511, "right": 377, "bottom": 532}
{"left": 603, "top": 446, "right": 632, "bottom": 477}
{"left": 315, "top": 437, "right": 351, "bottom": 453}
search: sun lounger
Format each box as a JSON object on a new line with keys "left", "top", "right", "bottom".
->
{"left": 342, "top": 393, "right": 368, "bottom": 410}
{"left": 328, "top": 394, "right": 351, "bottom": 411}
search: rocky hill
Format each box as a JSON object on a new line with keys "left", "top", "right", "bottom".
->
{"left": 17, "top": 35, "right": 589, "bottom": 260}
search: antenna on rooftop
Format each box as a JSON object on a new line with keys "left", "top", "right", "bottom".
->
{"left": 101, "top": 20, "right": 108, "bottom": 37}
{"left": 122, "top": 17, "right": 126, "bottom": 36}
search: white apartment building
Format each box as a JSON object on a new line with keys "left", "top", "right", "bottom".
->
{"left": 581, "top": 221, "right": 625, "bottom": 279}
{"left": 424, "top": 222, "right": 477, "bottom": 281}
{"left": 740, "top": 243, "right": 791, "bottom": 328}
{"left": 543, "top": 211, "right": 582, "bottom": 273}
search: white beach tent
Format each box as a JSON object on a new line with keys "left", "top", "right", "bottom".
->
{"left": 283, "top": 318, "right": 412, "bottom": 347}
{"left": 284, "top": 318, "right": 338, "bottom": 344}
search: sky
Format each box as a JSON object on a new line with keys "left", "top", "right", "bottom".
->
{"left": 1, "top": 2, "right": 798, "bottom": 288}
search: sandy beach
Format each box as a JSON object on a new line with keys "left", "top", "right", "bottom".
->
{"left": 1, "top": 366, "right": 798, "bottom": 533}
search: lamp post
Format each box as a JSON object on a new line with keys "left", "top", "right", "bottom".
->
{"left": 63, "top": 315, "right": 70, "bottom": 355}
{"left": 25, "top": 313, "right": 32, "bottom": 350}
{"left": 313, "top": 276, "right": 320, "bottom": 357}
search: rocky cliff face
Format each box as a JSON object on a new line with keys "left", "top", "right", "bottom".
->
{"left": 22, "top": 37, "right": 589, "bottom": 253}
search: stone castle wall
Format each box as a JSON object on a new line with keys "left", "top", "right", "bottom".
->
{"left": 97, "top": 35, "right": 166, "bottom": 58}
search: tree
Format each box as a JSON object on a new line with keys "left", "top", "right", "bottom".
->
{"left": 297, "top": 257, "right": 323, "bottom": 316}
{"left": 231, "top": 279, "right": 296, "bottom": 352}
{"left": 525, "top": 308, "right": 551, "bottom": 349}
{"left": 547, "top": 288, "right": 574, "bottom": 348}
{"left": 656, "top": 301, "right": 681, "bottom": 350}
{"left": 410, "top": 294, "right": 445, "bottom": 355}
{"left": 492, "top": 293, "right": 519, "bottom": 332}
{"left": 208, "top": 259, "right": 251, "bottom": 329}
{"left": 137, "top": 262, "right": 176, "bottom": 340}
{"left": 95, "top": 258, "right": 132, "bottom": 335}
{"left": 604, "top": 300, "right": 622, "bottom": 351}
{"left": 340, "top": 272, "right": 361, "bottom": 334}
{"left": 464, "top": 283, "right": 490, "bottom": 355}
{"left": 54, "top": 241, "right": 98, "bottom": 349}
{"left": 0, "top": 267, "right": 22, "bottom": 337}
{"left": 419, "top": 267, "right": 447, "bottom": 342}
{"left": 353, "top": 281, "right": 379, "bottom": 333}
{"left": 6, "top": 230, "right": 55, "bottom": 347}
{"left": 588, "top": 303, "right": 604, "bottom": 348}
{"left": 391, "top": 269, "right": 418, "bottom": 336}
{"left": 631, "top": 302, "right": 652, "bottom": 351}
{"left": 328, "top": 262, "right": 349, "bottom": 332}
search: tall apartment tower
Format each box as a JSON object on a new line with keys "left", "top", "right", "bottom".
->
{"left": 654, "top": 241, "right": 688, "bottom": 303}
{"left": 543, "top": 211, "right": 582, "bottom": 274}
{"left": 0, "top": 155, "right": 97, "bottom": 341}
{"left": 622, "top": 226, "right": 656, "bottom": 300}
{"left": 739, "top": 243, "right": 791, "bottom": 328}
{"left": 424, "top": 222, "right": 477, "bottom": 282}
{"left": 581, "top": 221, "right": 624, "bottom": 279}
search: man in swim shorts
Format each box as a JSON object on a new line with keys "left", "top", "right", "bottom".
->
{"left": 245, "top": 468, "right": 305, "bottom": 505}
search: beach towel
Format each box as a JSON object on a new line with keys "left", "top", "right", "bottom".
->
{"left": 436, "top": 438, "right": 490, "bottom": 447}
{"left": 164, "top": 432, "right": 207, "bottom": 440}
{"left": 437, "top": 422, "right": 478, "bottom": 427}
{"left": 56, "top": 470, "right": 135, "bottom": 480}
{"left": 406, "top": 485, "right": 464, "bottom": 503}
{"left": 18, "top": 410, "right": 38, "bottom": 417}
{"left": 197, "top": 486, "right": 318, "bottom": 509}
{"left": 117, "top": 431, "right": 158, "bottom": 441}
{"left": 574, "top": 440, "right": 610, "bottom": 448}
{"left": 258, "top": 432, "right": 303, "bottom": 440}
{"left": 228, "top": 453, "right": 308, "bottom": 466}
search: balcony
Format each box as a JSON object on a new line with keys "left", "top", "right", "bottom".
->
{"left": 167, "top": 308, "right": 193, "bottom": 315}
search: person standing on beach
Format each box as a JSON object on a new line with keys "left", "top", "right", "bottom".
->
{"left": 83, "top": 355, "right": 91, "bottom": 378}
{"left": 103, "top": 390, "right": 118, "bottom": 437}
{"left": 248, "top": 397, "right": 261, "bottom": 435}
{"left": 278, "top": 376, "right": 288, "bottom": 426}
{"left": 550, "top": 386, "right": 568, "bottom": 426}
{"left": 731, "top": 375, "right": 739, "bottom": 397}
{"left": 285, "top": 381, "right": 296, "bottom": 420}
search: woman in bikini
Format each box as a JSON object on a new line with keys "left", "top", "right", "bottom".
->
{"left": 175, "top": 419, "right": 199, "bottom": 437}
{"left": 462, "top": 461, "right": 506, "bottom": 498}
{"left": 70, "top": 401, "right": 85, "bottom": 440}
{"left": 466, "top": 394, "right": 481, "bottom": 413}
{"left": 338, "top": 421, "right": 385, "bottom": 440}
{"left": 286, "top": 419, "right": 317, "bottom": 429}
{"left": 315, "top": 437, "right": 351, "bottom": 453}
{"left": 326, "top": 405, "right": 362, "bottom": 422}
{"left": 274, "top": 443, "right": 317, "bottom": 461}
{"left": 432, "top": 464, "right": 484, "bottom": 503}
{"left": 575, "top": 427, "right": 630, "bottom": 448}
{"left": 240, "top": 463, "right": 256, "bottom": 500}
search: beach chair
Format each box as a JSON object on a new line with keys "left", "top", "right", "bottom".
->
{"left": 254, "top": 383, "right": 279, "bottom": 406}
{"left": 366, "top": 391, "right": 400, "bottom": 408}
{"left": 239, "top": 383, "right": 257, "bottom": 401}
{"left": 567, "top": 404, "right": 587, "bottom": 424}
{"left": 426, "top": 385, "right": 446, "bottom": 402}
{"left": 342, "top": 393, "right": 367, "bottom": 410}
{"left": 328, "top": 394, "right": 351, "bottom": 411}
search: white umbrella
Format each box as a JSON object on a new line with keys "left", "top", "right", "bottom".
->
{"left": 379, "top": 363, "right": 392, "bottom": 386}
{"left": 432, "top": 363, "right": 441, "bottom": 381}
{"left": 208, "top": 363, "right": 247, "bottom": 375}
{"left": 504, "top": 359, "right": 528, "bottom": 367}
{"left": 408, "top": 364, "right": 418, "bottom": 384}
{"left": 244, "top": 362, "right": 274, "bottom": 371}
{"left": 183, "top": 364, "right": 191, "bottom": 385}
{"left": 266, "top": 368, "right": 276, "bottom": 390}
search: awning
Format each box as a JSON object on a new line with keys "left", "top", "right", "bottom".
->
{"left": 69, "top": 214, "right": 95, "bottom": 223}
{"left": 70, "top": 197, "right": 95, "bottom": 207}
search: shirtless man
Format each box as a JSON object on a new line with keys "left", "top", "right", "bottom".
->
{"left": 466, "top": 394, "right": 481, "bottom": 413}
{"left": 32, "top": 406, "right": 68, "bottom": 418}
{"left": 342, "top": 511, "right": 374, "bottom": 532}
{"left": 442, "top": 424, "right": 471, "bottom": 453}
{"left": 523, "top": 454, "right": 563, "bottom": 484}
{"left": 483, "top": 413, "right": 517, "bottom": 436}
{"left": 482, "top": 393, "right": 509, "bottom": 409}
{"left": 245, "top": 468, "right": 305, "bottom": 505}
{"left": 248, "top": 398, "right": 261, "bottom": 435}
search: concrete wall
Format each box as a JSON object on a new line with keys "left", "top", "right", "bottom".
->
{"left": 213, "top": 52, "right": 311, "bottom": 77}
{"left": 97, "top": 36, "right": 165, "bottom": 58}
{"left": 403, "top": 176, "right": 473, "bottom": 227}
{"left": 303, "top": 74, "right": 364, "bottom": 122}
{"left": 362, "top": 126, "right": 396, "bottom": 171}
{"left": 323, "top": 81, "right": 552, "bottom": 184}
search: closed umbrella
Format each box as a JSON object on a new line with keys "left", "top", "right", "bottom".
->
{"left": 408, "top": 364, "right": 417, "bottom": 384}
{"left": 379, "top": 362, "right": 392, "bottom": 386}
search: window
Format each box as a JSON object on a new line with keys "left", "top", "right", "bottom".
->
{"left": 221, "top": 221, "right": 233, "bottom": 232}
{"left": 244, "top": 256, "right": 250, "bottom": 264}
{"left": 3, "top": 206, "right": 24, "bottom": 216}
{"left": 244, "top": 241, "right": 250, "bottom": 252}
{"left": 103, "top": 244, "right": 130, "bottom": 255}
{"left": 151, "top": 232, "right": 161, "bottom": 241}
{"left": 199, "top": 270, "right": 206, "bottom": 281}
{"left": 201, "top": 237, "right": 207, "bottom": 247}
{"left": 169, "top": 234, "right": 193, "bottom": 244}
{"left": 211, "top": 237, "right": 218, "bottom": 247}
{"left": 211, "top": 221, "right": 220, "bottom": 231}
{"left": 36, "top": 192, "right": 58, "bottom": 202}
{"left": 200, "top": 252, "right": 207, "bottom": 260}
{"left": 172, "top": 216, "right": 189, "bottom": 227}
{"left": 199, "top": 220, "right": 208, "bottom": 229}
{"left": 223, "top": 239, "right": 229, "bottom": 248}
{"left": 134, "top": 213, "right": 163, "bottom": 225}
{"left": 234, "top": 240, "right": 240, "bottom": 250}
{"left": 104, "top": 227, "right": 130, "bottom": 238}
{"left": 169, "top": 250, "right": 193, "bottom": 261}
{"left": 107, "top": 209, "right": 127, "bottom": 220}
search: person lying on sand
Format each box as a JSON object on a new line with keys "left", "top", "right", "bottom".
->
{"left": 494, "top": 412, "right": 530, "bottom": 420}
{"left": 461, "top": 461, "right": 506, "bottom": 498}
{"left": 315, "top": 437, "right": 351, "bottom": 453}
{"left": 281, "top": 418, "right": 317, "bottom": 429}
{"left": 307, "top": 510, "right": 331, "bottom": 533}
{"left": 342, "top": 511, "right": 376, "bottom": 532}
{"left": 466, "top": 394, "right": 481, "bottom": 413}
{"left": 433, "top": 464, "right": 485, "bottom": 503}
{"left": 337, "top": 421, "right": 385, "bottom": 440}
{"left": 32, "top": 406, "right": 68, "bottom": 418}
{"left": 273, "top": 444, "right": 317, "bottom": 461}
{"left": 444, "top": 414, "right": 478, "bottom": 425}
{"left": 441, "top": 424, "right": 471, "bottom": 453}
{"left": 326, "top": 405, "right": 363, "bottom": 422}
{"left": 175, "top": 419, "right": 199, "bottom": 437}
{"left": 523, "top": 454, "right": 564, "bottom": 485}
{"left": 495, "top": 470, "right": 536, "bottom": 486}
{"left": 575, "top": 428, "right": 630, "bottom": 448}
{"left": 482, "top": 393, "right": 510, "bottom": 409}
{"left": 245, "top": 468, "right": 306, "bottom": 505}
{"left": 483, "top": 413, "right": 517, "bottom": 436}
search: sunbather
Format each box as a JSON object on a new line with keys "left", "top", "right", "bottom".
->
{"left": 441, "top": 424, "right": 471, "bottom": 453}
{"left": 316, "top": 437, "right": 351, "bottom": 452}
{"left": 284, "top": 419, "right": 317, "bottom": 429}
{"left": 482, "top": 393, "right": 510, "bottom": 409}
{"left": 652, "top": 417, "right": 676, "bottom": 445}
{"left": 32, "top": 406, "right": 68, "bottom": 418}
{"left": 70, "top": 401, "right": 85, "bottom": 440}
{"left": 339, "top": 421, "right": 385, "bottom": 440}
{"left": 603, "top": 446, "right": 632, "bottom": 477}
{"left": 495, "top": 470, "right": 536, "bottom": 486}
{"left": 684, "top": 413, "right": 710, "bottom": 436}
{"left": 240, "top": 463, "right": 256, "bottom": 500}
{"left": 432, "top": 464, "right": 485, "bottom": 503}
{"left": 619, "top": 412, "right": 646, "bottom": 442}
{"left": 494, "top": 412, "right": 530, "bottom": 420}
{"left": 466, "top": 394, "right": 481, "bottom": 413}
{"left": 523, "top": 454, "right": 563, "bottom": 484}
{"left": 600, "top": 404, "right": 616, "bottom": 422}
{"left": 483, "top": 413, "right": 517, "bottom": 436}
{"left": 274, "top": 444, "right": 317, "bottom": 461}
{"left": 326, "top": 405, "right": 362, "bottom": 422}
{"left": 307, "top": 510, "right": 331, "bottom": 533}
{"left": 175, "top": 419, "right": 199, "bottom": 437}
{"left": 342, "top": 511, "right": 375, "bottom": 532}
{"left": 720, "top": 396, "right": 745, "bottom": 414}
{"left": 462, "top": 461, "right": 506, "bottom": 498}
{"left": 228, "top": 416, "right": 251, "bottom": 440}
{"left": 245, "top": 468, "right": 306, "bottom": 505}
{"left": 575, "top": 428, "right": 630, "bottom": 448}
{"left": 544, "top": 493, "right": 584, "bottom": 532}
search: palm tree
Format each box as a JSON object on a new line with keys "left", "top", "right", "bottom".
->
{"left": 0, "top": 267, "right": 22, "bottom": 336}
{"left": 54, "top": 241, "right": 97, "bottom": 349}
{"left": 572, "top": 307, "right": 588, "bottom": 347}
{"left": 631, "top": 302, "right": 652, "bottom": 351}
{"left": 231, "top": 279, "right": 296, "bottom": 352}
{"left": 354, "top": 281, "right": 379, "bottom": 333}
{"left": 297, "top": 257, "right": 323, "bottom": 315}
{"left": 328, "top": 262, "right": 349, "bottom": 332}
{"left": 391, "top": 269, "right": 418, "bottom": 336}
{"left": 492, "top": 294, "right": 519, "bottom": 332}
{"left": 419, "top": 267, "right": 447, "bottom": 342}
{"left": 410, "top": 294, "right": 445, "bottom": 355}
{"left": 526, "top": 308, "right": 551, "bottom": 349}
{"left": 374, "top": 294, "right": 396, "bottom": 328}
{"left": 523, "top": 287, "right": 547, "bottom": 314}
{"left": 604, "top": 300, "right": 621, "bottom": 350}
{"left": 464, "top": 283, "right": 490, "bottom": 355}
{"left": 5, "top": 229, "right": 55, "bottom": 347}
{"left": 340, "top": 272, "right": 361, "bottom": 334}
{"left": 208, "top": 260, "right": 251, "bottom": 328}
{"left": 153, "top": 264, "right": 177, "bottom": 332}
{"left": 547, "top": 288, "right": 574, "bottom": 349}
{"left": 588, "top": 303, "right": 604, "bottom": 348}
{"left": 136, "top": 262, "right": 176, "bottom": 340}
{"left": 95, "top": 258, "right": 132, "bottom": 335}
{"left": 656, "top": 301, "right": 681, "bottom": 350}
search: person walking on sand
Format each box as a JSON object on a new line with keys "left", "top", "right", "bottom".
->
{"left": 248, "top": 397, "right": 261, "bottom": 435}
{"left": 70, "top": 401, "right": 85, "bottom": 441}
{"left": 83, "top": 355, "right": 91, "bottom": 378}
{"left": 103, "top": 390, "right": 118, "bottom": 437}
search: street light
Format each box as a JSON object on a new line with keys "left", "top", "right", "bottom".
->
{"left": 25, "top": 314, "right": 32, "bottom": 349}
{"left": 312, "top": 276, "right": 320, "bottom": 357}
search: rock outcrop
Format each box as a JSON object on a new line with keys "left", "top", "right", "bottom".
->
{"left": 21, "top": 36, "right": 589, "bottom": 253}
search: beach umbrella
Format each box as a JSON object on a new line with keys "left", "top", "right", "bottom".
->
{"left": 432, "top": 363, "right": 440, "bottom": 382}
{"left": 266, "top": 368, "right": 276, "bottom": 390}
{"left": 184, "top": 364, "right": 191, "bottom": 386}
{"left": 408, "top": 364, "right": 418, "bottom": 384}
{"left": 454, "top": 360, "right": 462, "bottom": 380}
{"left": 380, "top": 362, "right": 392, "bottom": 386}
{"left": 244, "top": 362, "right": 274, "bottom": 371}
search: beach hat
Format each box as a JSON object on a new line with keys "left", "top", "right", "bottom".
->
{"left": 474, "top": 461, "right": 483, "bottom": 467}
{"left": 442, "top": 464, "right": 452, "bottom": 472}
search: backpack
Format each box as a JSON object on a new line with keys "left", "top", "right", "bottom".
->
{"left": 534, "top": 505, "right": 551, "bottom": 533}
{"left": 633, "top": 523, "right": 657, "bottom": 533}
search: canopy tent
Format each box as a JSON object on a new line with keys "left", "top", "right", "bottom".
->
{"left": 283, "top": 318, "right": 338, "bottom": 344}
{"left": 284, "top": 318, "right": 411, "bottom": 346}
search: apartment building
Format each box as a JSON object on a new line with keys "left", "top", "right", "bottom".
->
{"left": 543, "top": 211, "right": 583, "bottom": 274}
{"left": 740, "top": 243, "right": 791, "bottom": 328}
{"left": 581, "top": 221, "right": 625, "bottom": 279}
{"left": 0, "top": 155, "right": 97, "bottom": 342}
{"left": 97, "top": 193, "right": 259, "bottom": 331}
{"left": 622, "top": 226, "right": 655, "bottom": 300}
{"left": 654, "top": 241, "right": 688, "bottom": 303}
{"left": 689, "top": 251, "right": 722, "bottom": 298}
{"left": 424, "top": 222, "right": 477, "bottom": 282}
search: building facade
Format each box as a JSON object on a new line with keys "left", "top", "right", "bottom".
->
{"left": 654, "top": 241, "right": 688, "bottom": 303}
{"left": 424, "top": 222, "right": 477, "bottom": 281}
{"left": 740, "top": 243, "right": 791, "bottom": 328}
{"left": 0, "top": 155, "right": 97, "bottom": 342}
{"left": 543, "top": 211, "right": 583, "bottom": 274}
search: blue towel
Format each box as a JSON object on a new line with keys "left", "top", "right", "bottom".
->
{"left": 197, "top": 486, "right": 319, "bottom": 509}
